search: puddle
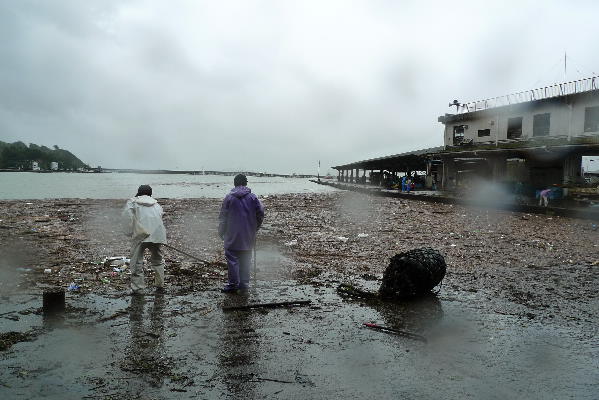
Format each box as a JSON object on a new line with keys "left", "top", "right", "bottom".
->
{"left": 1, "top": 281, "right": 597, "bottom": 399}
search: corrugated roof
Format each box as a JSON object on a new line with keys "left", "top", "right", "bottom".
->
{"left": 333, "top": 146, "right": 443, "bottom": 170}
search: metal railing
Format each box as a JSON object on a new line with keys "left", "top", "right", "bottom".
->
{"left": 455, "top": 76, "right": 599, "bottom": 114}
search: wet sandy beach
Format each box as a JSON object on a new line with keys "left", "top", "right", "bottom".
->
{"left": 1, "top": 192, "right": 598, "bottom": 399}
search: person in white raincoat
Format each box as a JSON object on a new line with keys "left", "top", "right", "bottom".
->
{"left": 123, "top": 185, "right": 167, "bottom": 294}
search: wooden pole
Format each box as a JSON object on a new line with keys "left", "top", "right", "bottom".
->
{"left": 222, "top": 300, "right": 312, "bottom": 312}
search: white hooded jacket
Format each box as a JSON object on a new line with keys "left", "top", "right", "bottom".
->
{"left": 123, "top": 195, "right": 167, "bottom": 244}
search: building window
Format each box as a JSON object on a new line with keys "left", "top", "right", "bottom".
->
{"left": 584, "top": 106, "right": 599, "bottom": 132}
{"left": 533, "top": 113, "right": 550, "bottom": 137}
{"left": 453, "top": 125, "right": 465, "bottom": 144}
{"left": 478, "top": 129, "right": 490, "bottom": 137}
{"left": 507, "top": 117, "right": 523, "bottom": 139}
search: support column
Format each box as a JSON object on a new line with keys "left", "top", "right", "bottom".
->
{"left": 350, "top": 169, "right": 354, "bottom": 183}
{"left": 442, "top": 158, "right": 457, "bottom": 190}
{"left": 563, "top": 153, "right": 582, "bottom": 185}
{"left": 488, "top": 155, "right": 507, "bottom": 182}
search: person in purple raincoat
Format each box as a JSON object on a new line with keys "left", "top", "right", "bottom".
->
{"left": 218, "top": 174, "right": 265, "bottom": 292}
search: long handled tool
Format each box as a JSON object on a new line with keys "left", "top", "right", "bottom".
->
{"left": 162, "top": 243, "right": 211, "bottom": 265}
{"left": 253, "top": 238, "right": 257, "bottom": 284}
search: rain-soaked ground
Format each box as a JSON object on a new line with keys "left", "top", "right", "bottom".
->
{"left": 1, "top": 192, "right": 598, "bottom": 399}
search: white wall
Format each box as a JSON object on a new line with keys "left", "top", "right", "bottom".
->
{"left": 443, "top": 95, "right": 599, "bottom": 146}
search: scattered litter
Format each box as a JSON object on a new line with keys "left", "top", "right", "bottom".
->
{"left": 97, "top": 309, "right": 128, "bottom": 322}
{"left": 357, "top": 233, "right": 369, "bottom": 238}
{"left": 284, "top": 240, "right": 298, "bottom": 247}
{"left": 67, "top": 282, "right": 80, "bottom": 291}
{"left": 16, "top": 268, "right": 32, "bottom": 272}
{"left": 336, "top": 236, "right": 349, "bottom": 242}
{"left": 43, "top": 268, "right": 52, "bottom": 274}
{"left": 103, "top": 257, "right": 129, "bottom": 267}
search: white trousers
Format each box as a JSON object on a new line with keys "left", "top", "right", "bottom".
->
{"left": 130, "top": 242, "right": 165, "bottom": 291}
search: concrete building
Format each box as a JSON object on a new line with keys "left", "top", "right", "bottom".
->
{"left": 31, "top": 161, "right": 40, "bottom": 171}
{"left": 50, "top": 162, "right": 59, "bottom": 171}
{"left": 436, "top": 76, "right": 599, "bottom": 189}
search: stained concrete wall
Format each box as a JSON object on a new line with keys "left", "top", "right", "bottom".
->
{"left": 443, "top": 94, "right": 599, "bottom": 146}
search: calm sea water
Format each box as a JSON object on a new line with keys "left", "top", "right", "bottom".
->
{"left": 0, "top": 172, "right": 338, "bottom": 199}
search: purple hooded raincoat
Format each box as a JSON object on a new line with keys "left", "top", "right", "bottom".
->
{"left": 218, "top": 186, "right": 264, "bottom": 250}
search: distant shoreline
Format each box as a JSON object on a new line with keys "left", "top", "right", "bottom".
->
{"left": 0, "top": 168, "right": 317, "bottom": 178}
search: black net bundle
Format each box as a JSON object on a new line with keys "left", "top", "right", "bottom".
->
{"left": 379, "top": 248, "right": 446, "bottom": 299}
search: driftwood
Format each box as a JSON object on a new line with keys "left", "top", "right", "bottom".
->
{"left": 337, "top": 283, "right": 378, "bottom": 299}
{"left": 363, "top": 323, "right": 427, "bottom": 342}
{"left": 222, "top": 300, "right": 311, "bottom": 312}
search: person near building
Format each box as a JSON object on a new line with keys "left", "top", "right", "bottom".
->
{"left": 539, "top": 188, "right": 551, "bottom": 207}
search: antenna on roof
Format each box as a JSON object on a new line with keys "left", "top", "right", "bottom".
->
{"left": 564, "top": 51, "right": 567, "bottom": 81}
{"left": 449, "top": 99, "right": 461, "bottom": 112}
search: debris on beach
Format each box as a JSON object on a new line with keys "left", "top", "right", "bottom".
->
{"left": 0, "top": 331, "right": 35, "bottom": 352}
{"left": 103, "top": 256, "right": 130, "bottom": 267}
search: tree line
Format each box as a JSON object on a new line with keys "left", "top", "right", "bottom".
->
{"left": 0, "top": 141, "right": 88, "bottom": 170}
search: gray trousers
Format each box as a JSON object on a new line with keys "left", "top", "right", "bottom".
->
{"left": 130, "top": 242, "right": 165, "bottom": 291}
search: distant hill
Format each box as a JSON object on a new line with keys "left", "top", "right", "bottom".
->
{"left": 0, "top": 141, "right": 88, "bottom": 170}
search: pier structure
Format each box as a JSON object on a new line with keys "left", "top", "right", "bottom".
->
{"left": 333, "top": 76, "right": 599, "bottom": 194}
{"left": 334, "top": 147, "right": 442, "bottom": 187}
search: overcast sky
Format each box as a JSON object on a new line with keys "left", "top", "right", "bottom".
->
{"left": 1, "top": 0, "right": 598, "bottom": 173}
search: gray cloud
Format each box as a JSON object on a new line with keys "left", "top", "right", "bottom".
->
{"left": 1, "top": 0, "right": 598, "bottom": 173}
